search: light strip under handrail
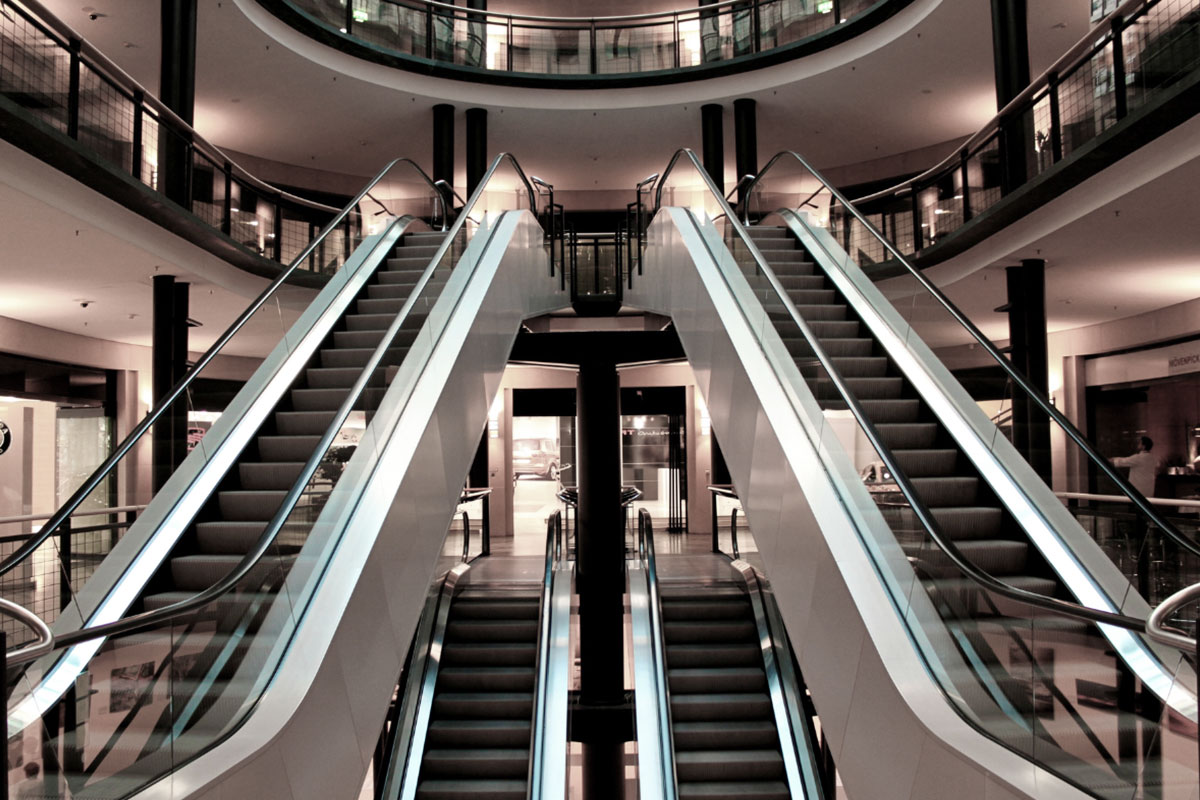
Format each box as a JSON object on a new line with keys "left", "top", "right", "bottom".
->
{"left": 0, "top": 156, "right": 440, "bottom": 580}
{"left": 742, "top": 149, "right": 1196, "bottom": 559}
{"left": 529, "top": 509, "right": 569, "bottom": 799}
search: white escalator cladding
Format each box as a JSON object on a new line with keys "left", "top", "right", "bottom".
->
{"left": 628, "top": 201, "right": 1199, "bottom": 800}
{"left": 6, "top": 157, "right": 564, "bottom": 800}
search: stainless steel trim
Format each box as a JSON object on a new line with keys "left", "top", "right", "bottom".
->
{"left": 530, "top": 510, "right": 570, "bottom": 799}
{"left": 1148, "top": 583, "right": 1200, "bottom": 652}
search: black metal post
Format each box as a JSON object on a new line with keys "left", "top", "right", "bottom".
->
{"left": 910, "top": 190, "right": 922, "bottom": 251}
{"left": 273, "top": 196, "right": 284, "bottom": 262}
{"left": 733, "top": 98, "right": 757, "bottom": 209}
{"left": 700, "top": 104, "right": 725, "bottom": 196}
{"left": 481, "top": 495, "right": 491, "bottom": 556}
{"left": 432, "top": 104, "right": 455, "bottom": 188}
{"left": 151, "top": 275, "right": 176, "bottom": 493}
{"left": 221, "top": 162, "right": 233, "bottom": 235}
{"left": 67, "top": 38, "right": 81, "bottom": 140}
{"left": 1048, "top": 72, "right": 1063, "bottom": 163}
{"left": 466, "top": 107, "right": 488, "bottom": 197}
{"left": 131, "top": 90, "right": 144, "bottom": 181}
{"left": 959, "top": 151, "right": 973, "bottom": 222}
{"left": 1111, "top": 16, "right": 1128, "bottom": 121}
{"left": 576, "top": 356, "right": 625, "bottom": 800}
{"left": 590, "top": 21, "right": 599, "bottom": 73}
{"left": 1004, "top": 260, "right": 1051, "bottom": 484}
{"left": 711, "top": 491, "right": 719, "bottom": 553}
{"left": 345, "top": 0, "right": 355, "bottom": 35}
{"left": 59, "top": 517, "right": 72, "bottom": 612}
{"left": 990, "top": 0, "right": 1031, "bottom": 195}
{"left": 160, "top": 0, "right": 197, "bottom": 207}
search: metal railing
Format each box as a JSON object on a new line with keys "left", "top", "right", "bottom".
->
{"left": 0, "top": 0, "right": 451, "bottom": 271}
{"left": 708, "top": 484, "right": 742, "bottom": 558}
{"left": 281, "top": 0, "right": 898, "bottom": 79}
{"left": 803, "top": 0, "right": 1200, "bottom": 264}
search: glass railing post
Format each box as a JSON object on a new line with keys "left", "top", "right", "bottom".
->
{"left": 507, "top": 18, "right": 513, "bottom": 71}
{"left": 752, "top": 0, "right": 762, "bottom": 52}
{"left": 132, "top": 90, "right": 145, "bottom": 182}
{"left": 344, "top": 0, "right": 355, "bottom": 36}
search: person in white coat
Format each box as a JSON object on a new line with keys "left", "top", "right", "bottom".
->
{"left": 1113, "top": 436, "right": 1159, "bottom": 498}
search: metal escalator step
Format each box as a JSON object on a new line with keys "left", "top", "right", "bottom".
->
{"left": 195, "top": 521, "right": 269, "bottom": 554}
{"left": 290, "top": 386, "right": 351, "bottom": 412}
{"left": 274, "top": 411, "right": 337, "bottom": 435}
{"left": 319, "top": 347, "right": 405, "bottom": 369}
{"left": 797, "top": 356, "right": 889, "bottom": 379}
{"left": 257, "top": 434, "right": 321, "bottom": 462}
{"left": 774, "top": 303, "right": 846, "bottom": 322}
{"left": 438, "top": 667, "right": 536, "bottom": 692}
{"left": 367, "top": 282, "right": 416, "bottom": 300}
{"left": 432, "top": 692, "right": 533, "bottom": 719}
{"left": 377, "top": 269, "right": 438, "bottom": 285}
{"left": 874, "top": 422, "right": 939, "bottom": 449}
{"left": 238, "top": 461, "right": 305, "bottom": 491}
{"left": 665, "top": 643, "right": 762, "bottom": 668}
{"left": 812, "top": 376, "right": 904, "bottom": 400}
{"left": 891, "top": 448, "right": 960, "bottom": 477}
{"left": 140, "top": 590, "right": 271, "bottom": 614}
{"left": 449, "top": 599, "right": 541, "bottom": 620}
{"left": 675, "top": 750, "right": 785, "bottom": 781}
{"left": 672, "top": 720, "right": 779, "bottom": 750}
{"left": 305, "top": 367, "right": 384, "bottom": 389}
{"left": 441, "top": 642, "right": 537, "bottom": 666}
{"left": 806, "top": 319, "right": 860, "bottom": 338}
{"left": 903, "top": 539, "right": 1029, "bottom": 577}
{"left": 422, "top": 748, "right": 529, "bottom": 778}
{"left": 659, "top": 598, "right": 750, "bottom": 621}
{"left": 776, "top": 273, "right": 826, "bottom": 291}
{"left": 415, "top": 779, "right": 526, "bottom": 800}
{"left": 668, "top": 667, "right": 766, "bottom": 694}
{"left": 671, "top": 693, "right": 773, "bottom": 721}
{"left": 881, "top": 506, "right": 1004, "bottom": 541}
{"left": 446, "top": 620, "right": 539, "bottom": 641}
{"left": 345, "top": 312, "right": 398, "bottom": 331}
{"left": 356, "top": 297, "right": 409, "bottom": 315}
{"left": 746, "top": 226, "right": 789, "bottom": 239}
{"left": 909, "top": 476, "right": 980, "bottom": 507}
{"left": 678, "top": 780, "right": 791, "bottom": 799}
{"left": 387, "top": 256, "right": 437, "bottom": 271}
{"left": 333, "top": 328, "right": 387, "bottom": 349}
{"left": 168, "top": 553, "right": 290, "bottom": 591}
{"left": 663, "top": 620, "right": 757, "bottom": 644}
{"left": 217, "top": 490, "right": 287, "bottom": 521}
{"left": 426, "top": 720, "right": 532, "bottom": 748}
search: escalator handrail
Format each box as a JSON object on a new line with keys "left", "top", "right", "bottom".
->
{"left": 0, "top": 156, "right": 443, "bottom": 580}
{"left": 656, "top": 152, "right": 1149, "bottom": 632}
{"left": 739, "top": 148, "right": 1194, "bottom": 558}
{"left": 2, "top": 598, "right": 54, "bottom": 667}
{"left": 45, "top": 151, "right": 541, "bottom": 650}
{"left": 637, "top": 508, "right": 679, "bottom": 800}
{"left": 529, "top": 509, "right": 567, "bottom": 799}
{"left": 1147, "top": 583, "right": 1200, "bottom": 651}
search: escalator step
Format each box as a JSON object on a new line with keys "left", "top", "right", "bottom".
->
{"left": 367, "top": 282, "right": 417, "bottom": 300}
{"left": 438, "top": 667, "right": 536, "bottom": 692}
{"left": 671, "top": 693, "right": 773, "bottom": 721}
{"left": 426, "top": 720, "right": 532, "bottom": 748}
{"left": 168, "top": 553, "right": 290, "bottom": 591}
{"left": 388, "top": 256, "right": 438, "bottom": 271}
{"left": 422, "top": 748, "right": 530, "bottom": 778}
{"left": 290, "top": 387, "right": 351, "bottom": 412}
{"left": 890, "top": 448, "right": 960, "bottom": 477}
{"left": 432, "top": 692, "right": 533, "bottom": 719}
{"left": 663, "top": 620, "right": 757, "bottom": 643}
{"left": 812, "top": 376, "right": 904, "bottom": 400}
{"left": 320, "top": 347, "right": 406, "bottom": 369}
{"left": 659, "top": 599, "right": 750, "bottom": 620}
{"left": 217, "top": 490, "right": 287, "bottom": 521}
{"left": 305, "top": 367, "right": 384, "bottom": 389}
{"left": 415, "top": 779, "right": 526, "bottom": 800}
{"left": 783, "top": 288, "right": 837, "bottom": 305}
{"left": 195, "top": 521, "right": 268, "bottom": 553}
{"left": 835, "top": 398, "right": 921, "bottom": 423}
{"left": 449, "top": 599, "right": 541, "bottom": 620}
{"left": 677, "top": 780, "right": 790, "bottom": 799}
{"left": 257, "top": 434, "right": 321, "bottom": 461}
{"left": 908, "top": 476, "right": 980, "bottom": 507}
{"left": 356, "top": 297, "right": 410, "bottom": 315}
{"left": 874, "top": 422, "right": 939, "bottom": 449}
{"left": 881, "top": 506, "right": 1004, "bottom": 541}
{"left": 666, "top": 643, "right": 762, "bottom": 667}
{"left": 675, "top": 750, "right": 785, "bottom": 781}
{"left": 797, "top": 356, "right": 889, "bottom": 379}
{"left": 776, "top": 273, "right": 826, "bottom": 291}
{"left": 445, "top": 620, "right": 539, "bottom": 641}
{"left": 903, "top": 539, "right": 1029, "bottom": 576}
{"left": 782, "top": 336, "right": 874, "bottom": 359}
{"left": 806, "top": 320, "right": 860, "bottom": 338}
{"left": 672, "top": 720, "right": 779, "bottom": 750}
{"left": 345, "top": 313, "right": 398, "bottom": 331}
{"left": 239, "top": 461, "right": 305, "bottom": 490}
{"left": 668, "top": 667, "right": 766, "bottom": 694}
{"left": 274, "top": 411, "right": 337, "bottom": 435}
{"left": 441, "top": 642, "right": 537, "bottom": 666}
{"left": 776, "top": 303, "right": 846, "bottom": 322}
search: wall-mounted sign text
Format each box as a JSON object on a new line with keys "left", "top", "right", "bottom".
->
{"left": 0, "top": 421, "right": 10, "bottom": 456}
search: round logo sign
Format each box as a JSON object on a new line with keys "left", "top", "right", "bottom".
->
{"left": 0, "top": 421, "right": 9, "bottom": 456}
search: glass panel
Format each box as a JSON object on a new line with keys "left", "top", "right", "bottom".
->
{"left": 0, "top": 8, "right": 71, "bottom": 133}
{"left": 77, "top": 64, "right": 135, "bottom": 175}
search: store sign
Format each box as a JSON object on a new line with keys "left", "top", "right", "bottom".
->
{"left": 0, "top": 421, "right": 10, "bottom": 456}
{"left": 1168, "top": 352, "right": 1200, "bottom": 375}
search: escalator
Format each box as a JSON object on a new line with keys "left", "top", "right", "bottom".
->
{"left": 5, "top": 154, "right": 567, "bottom": 800}
{"left": 630, "top": 149, "right": 1200, "bottom": 800}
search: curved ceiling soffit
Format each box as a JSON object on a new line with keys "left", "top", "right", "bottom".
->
{"left": 233, "top": 0, "right": 942, "bottom": 111}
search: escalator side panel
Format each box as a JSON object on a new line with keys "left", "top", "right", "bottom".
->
{"left": 627, "top": 208, "right": 1086, "bottom": 800}
{"left": 144, "top": 211, "right": 563, "bottom": 800}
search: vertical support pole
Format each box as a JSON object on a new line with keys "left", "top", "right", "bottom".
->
{"left": 131, "top": 90, "right": 144, "bottom": 182}
{"left": 432, "top": 104, "right": 455, "bottom": 189}
{"left": 1048, "top": 71, "right": 1063, "bottom": 162}
{"left": 959, "top": 151, "right": 973, "bottom": 222}
{"left": 576, "top": 356, "right": 625, "bottom": 800}
{"left": 673, "top": 14, "right": 680, "bottom": 68}
{"left": 700, "top": 104, "right": 725, "bottom": 196}
{"left": 273, "top": 195, "right": 284, "bottom": 262}
{"left": 67, "top": 38, "right": 81, "bottom": 139}
{"left": 160, "top": 0, "right": 197, "bottom": 207}
{"left": 733, "top": 98, "right": 757, "bottom": 209}
{"left": 59, "top": 518, "right": 72, "bottom": 612}
{"left": 1004, "top": 260, "right": 1050, "bottom": 484}
{"left": 752, "top": 0, "right": 761, "bottom": 52}
{"left": 1111, "top": 15, "right": 1128, "bottom": 122}
{"left": 482, "top": 494, "right": 491, "bottom": 556}
{"left": 465, "top": 107, "right": 488, "bottom": 197}
{"left": 345, "top": 0, "right": 355, "bottom": 35}
{"left": 590, "top": 21, "right": 599, "bottom": 73}
{"left": 221, "top": 162, "right": 233, "bottom": 235}
{"left": 910, "top": 190, "right": 922, "bottom": 252}
{"left": 990, "top": 0, "right": 1031, "bottom": 195}
{"left": 151, "top": 275, "right": 176, "bottom": 493}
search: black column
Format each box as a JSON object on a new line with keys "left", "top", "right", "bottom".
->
{"left": 576, "top": 356, "right": 625, "bottom": 800}
{"left": 1004, "top": 259, "right": 1050, "bottom": 483}
{"left": 733, "top": 98, "right": 758, "bottom": 208}
{"left": 160, "top": 0, "right": 197, "bottom": 207}
{"left": 466, "top": 107, "right": 488, "bottom": 198}
{"left": 152, "top": 275, "right": 189, "bottom": 492}
{"left": 700, "top": 104, "right": 725, "bottom": 195}
{"left": 464, "top": 0, "right": 486, "bottom": 67}
{"left": 991, "top": 0, "right": 1031, "bottom": 194}
{"left": 432, "top": 104, "right": 455, "bottom": 189}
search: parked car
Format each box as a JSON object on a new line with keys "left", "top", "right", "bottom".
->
{"left": 514, "top": 438, "right": 559, "bottom": 480}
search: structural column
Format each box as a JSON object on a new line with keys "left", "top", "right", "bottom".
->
{"left": 575, "top": 356, "right": 625, "bottom": 799}
{"left": 152, "top": 275, "right": 190, "bottom": 492}
{"left": 991, "top": 0, "right": 1031, "bottom": 193}
{"left": 1004, "top": 259, "right": 1050, "bottom": 483}
{"left": 160, "top": 0, "right": 197, "bottom": 207}
{"left": 733, "top": 98, "right": 757, "bottom": 208}
{"left": 466, "top": 107, "right": 488, "bottom": 197}
{"left": 700, "top": 104, "right": 725, "bottom": 195}
{"left": 432, "top": 104, "right": 455, "bottom": 190}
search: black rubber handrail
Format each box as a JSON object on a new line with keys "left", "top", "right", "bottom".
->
{"left": 41, "top": 151, "right": 541, "bottom": 651}
{"left": 657, "top": 147, "right": 1149, "bottom": 632}
{"left": 0, "top": 157, "right": 441, "bottom": 580}
{"left": 741, "top": 148, "right": 1196, "bottom": 560}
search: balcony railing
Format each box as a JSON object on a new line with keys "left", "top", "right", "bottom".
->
{"left": 277, "top": 0, "right": 901, "bottom": 81}
{"left": 809, "top": 0, "right": 1200, "bottom": 268}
